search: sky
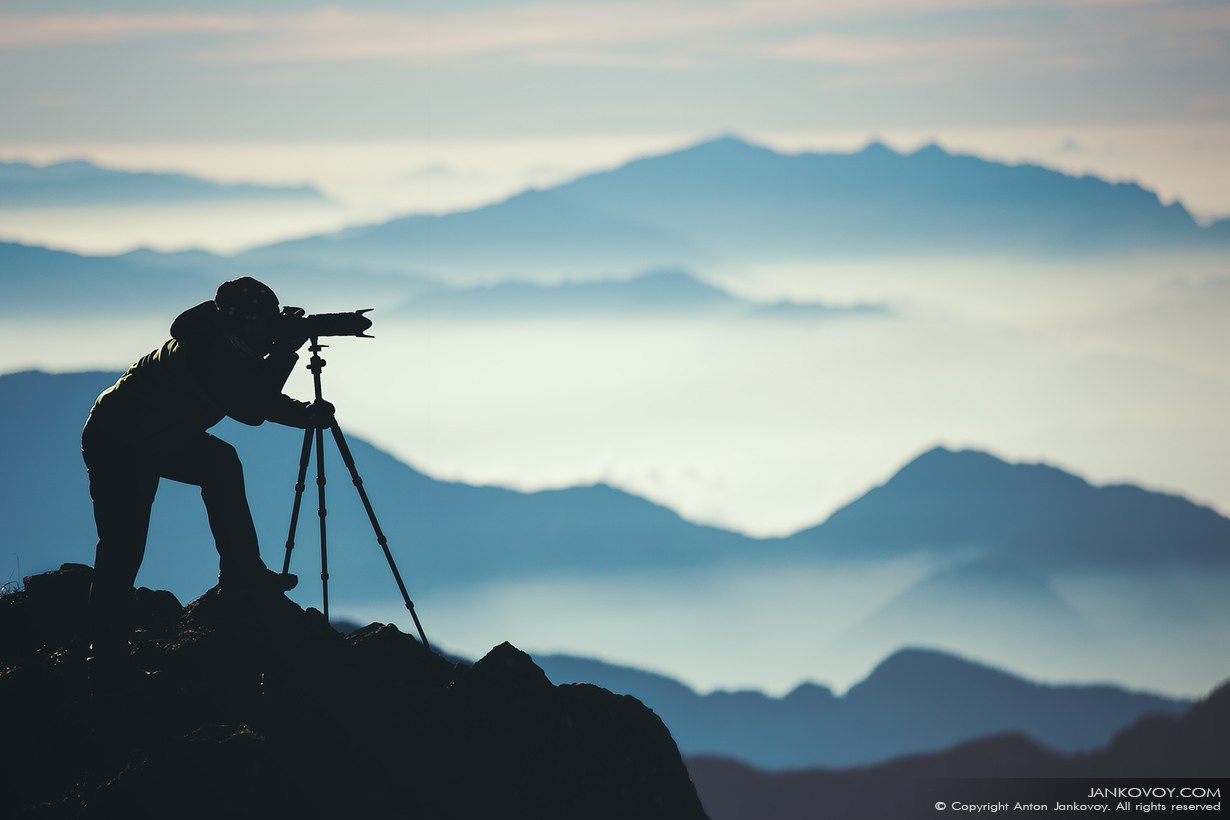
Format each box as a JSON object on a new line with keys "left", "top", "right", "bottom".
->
{"left": 1, "top": 0, "right": 1229, "bottom": 235}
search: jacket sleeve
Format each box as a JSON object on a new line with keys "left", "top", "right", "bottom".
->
{"left": 220, "top": 348, "right": 310, "bottom": 426}
{"left": 172, "top": 303, "right": 313, "bottom": 427}
{"left": 263, "top": 393, "right": 313, "bottom": 428}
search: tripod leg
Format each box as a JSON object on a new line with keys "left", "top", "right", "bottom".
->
{"left": 315, "top": 423, "right": 330, "bottom": 621}
{"left": 282, "top": 427, "right": 314, "bottom": 576}
{"left": 327, "top": 421, "right": 432, "bottom": 652}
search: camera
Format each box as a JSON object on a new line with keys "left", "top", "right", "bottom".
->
{"left": 276, "top": 307, "right": 374, "bottom": 340}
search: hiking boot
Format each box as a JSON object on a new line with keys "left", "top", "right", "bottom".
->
{"left": 219, "top": 565, "right": 298, "bottom": 597}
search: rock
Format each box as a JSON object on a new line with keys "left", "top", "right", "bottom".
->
{"left": 469, "top": 639, "right": 554, "bottom": 690}
{"left": 346, "top": 621, "right": 456, "bottom": 692}
{"left": 8, "top": 563, "right": 94, "bottom": 659}
{"left": 132, "top": 587, "right": 183, "bottom": 634}
{"left": 2, "top": 568, "right": 709, "bottom": 820}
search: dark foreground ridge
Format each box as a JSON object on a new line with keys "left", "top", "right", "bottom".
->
{"left": 0, "top": 565, "right": 708, "bottom": 820}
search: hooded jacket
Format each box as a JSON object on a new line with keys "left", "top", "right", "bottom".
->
{"left": 88, "top": 302, "right": 310, "bottom": 448}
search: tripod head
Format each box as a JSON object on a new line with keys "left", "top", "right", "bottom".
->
{"left": 307, "top": 337, "right": 328, "bottom": 378}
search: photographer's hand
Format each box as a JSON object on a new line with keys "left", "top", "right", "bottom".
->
{"left": 305, "top": 399, "right": 336, "bottom": 429}
{"left": 270, "top": 306, "right": 309, "bottom": 353}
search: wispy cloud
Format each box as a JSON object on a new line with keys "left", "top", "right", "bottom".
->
{"left": 0, "top": 13, "right": 257, "bottom": 48}
{"left": 191, "top": 4, "right": 801, "bottom": 66}
{"left": 2, "top": 0, "right": 1226, "bottom": 112}
{"left": 1, "top": 1, "right": 1223, "bottom": 74}
{"left": 753, "top": 33, "right": 1034, "bottom": 67}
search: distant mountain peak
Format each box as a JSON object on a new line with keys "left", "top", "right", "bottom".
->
{"left": 695, "top": 132, "right": 755, "bottom": 147}
{"left": 910, "top": 444, "right": 1006, "bottom": 466}
{"left": 0, "top": 157, "right": 328, "bottom": 206}
{"left": 859, "top": 139, "right": 899, "bottom": 156}
{"left": 800, "top": 445, "right": 1230, "bottom": 570}
{"left": 857, "top": 645, "right": 1009, "bottom": 688}
{"left": 910, "top": 142, "right": 949, "bottom": 157}
{"left": 782, "top": 681, "right": 837, "bottom": 704}
{"left": 893, "top": 445, "right": 1076, "bottom": 486}
{"left": 679, "top": 134, "right": 775, "bottom": 159}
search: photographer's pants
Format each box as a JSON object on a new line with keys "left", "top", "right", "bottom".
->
{"left": 83, "top": 417, "right": 263, "bottom": 650}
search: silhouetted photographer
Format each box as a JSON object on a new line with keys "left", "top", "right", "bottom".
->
{"left": 82, "top": 277, "right": 370, "bottom": 672}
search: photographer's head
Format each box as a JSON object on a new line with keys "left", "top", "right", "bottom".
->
{"left": 215, "top": 276, "right": 280, "bottom": 352}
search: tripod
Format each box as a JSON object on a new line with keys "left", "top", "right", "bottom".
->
{"left": 280, "top": 337, "right": 431, "bottom": 651}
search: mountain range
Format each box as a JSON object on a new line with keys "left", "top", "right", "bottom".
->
{"left": 0, "top": 239, "right": 437, "bottom": 322}
{"left": 687, "top": 680, "right": 1228, "bottom": 819}
{"left": 7, "top": 134, "right": 1230, "bottom": 319}
{"left": 238, "top": 136, "right": 1230, "bottom": 282}
{"left": 7, "top": 370, "right": 1228, "bottom": 598}
{"left": 0, "top": 241, "right": 879, "bottom": 323}
{"left": 3, "top": 368, "right": 1228, "bottom": 700}
{"left": 1, "top": 369, "right": 759, "bottom": 601}
{"left": 394, "top": 269, "right": 886, "bottom": 321}
{"left": 534, "top": 646, "right": 1189, "bottom": 770}
{"left": 786, "top": 446, "right": 1230, "bottom": 570}
{"left": 0, "top": 158, "right": 327, "bottom": 207}
{"left": 0, "top": 241, "right": 215, "bottom": 315}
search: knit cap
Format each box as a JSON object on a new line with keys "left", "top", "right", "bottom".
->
{"left": 214, "top": 277, "right": 279, "bottom": 321}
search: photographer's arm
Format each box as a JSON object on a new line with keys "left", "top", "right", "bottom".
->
{"left": 266, "top": 397, "right": 335, "bottom": 429}
{"left": 215, "top": 346, "right": 305, "bottom": 426}
{"left": 264, "top": 394, "right": 313, "bottom": 428}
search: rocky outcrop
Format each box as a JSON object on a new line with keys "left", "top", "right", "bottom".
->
{"left": 0, "top": 564, "right": 708, "bottom": 820}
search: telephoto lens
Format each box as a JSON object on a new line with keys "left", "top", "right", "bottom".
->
{"left": 278, "top": 308, "right": 373, "bottom": 339}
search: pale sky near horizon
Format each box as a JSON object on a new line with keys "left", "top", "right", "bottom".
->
{"left": 1, "top": 0, "right": 1229, "bottom": 227}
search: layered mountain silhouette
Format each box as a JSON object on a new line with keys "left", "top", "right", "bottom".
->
{"left": 0, "top": 240, "right": 424, "bottom": 317}
{"left": 5, "top": 369, "right": 1228, "bottom": 703}
{"left": 0, "top": 241, "right": 880, "bottom": 322}
{"left": 395, "top": 270, "right": 886, "bottom": 320}
{"left": 8, "top": 370, "right": 1229, "bottom": 601}
{"left": 830, "top": 556, "right": 1099, "bottom": 671}
{"left": 0, "top": 158, "right": 327, "bottom": 207}
{"left": 0, "top": 241, "right": 216, "bottom": 314}
{"left": 687, "top": 680, "right": 1228, "bottom": 819}
{"left": 241, "top": 183, "right": 700, "bottom": 280}
{"left": 8, "top": 135, "right": 1227, "bottom": 320}
{"left": 785, "top": 446, "right": 1230, "bottom": 570}
{"left": 1, "top": 564, "right": 706, "bottom": 819}
{"left": 1, "top": 370, "right": 759, "bottom": 603}
{"left": 787, "top": 448, "right": 1230, "bottom": 692}
{"left": 536, "top": 648, "right": 1188, "bottom": 770}
{"left": 239, "top": 136, "right": 1228, "bottom": 281}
